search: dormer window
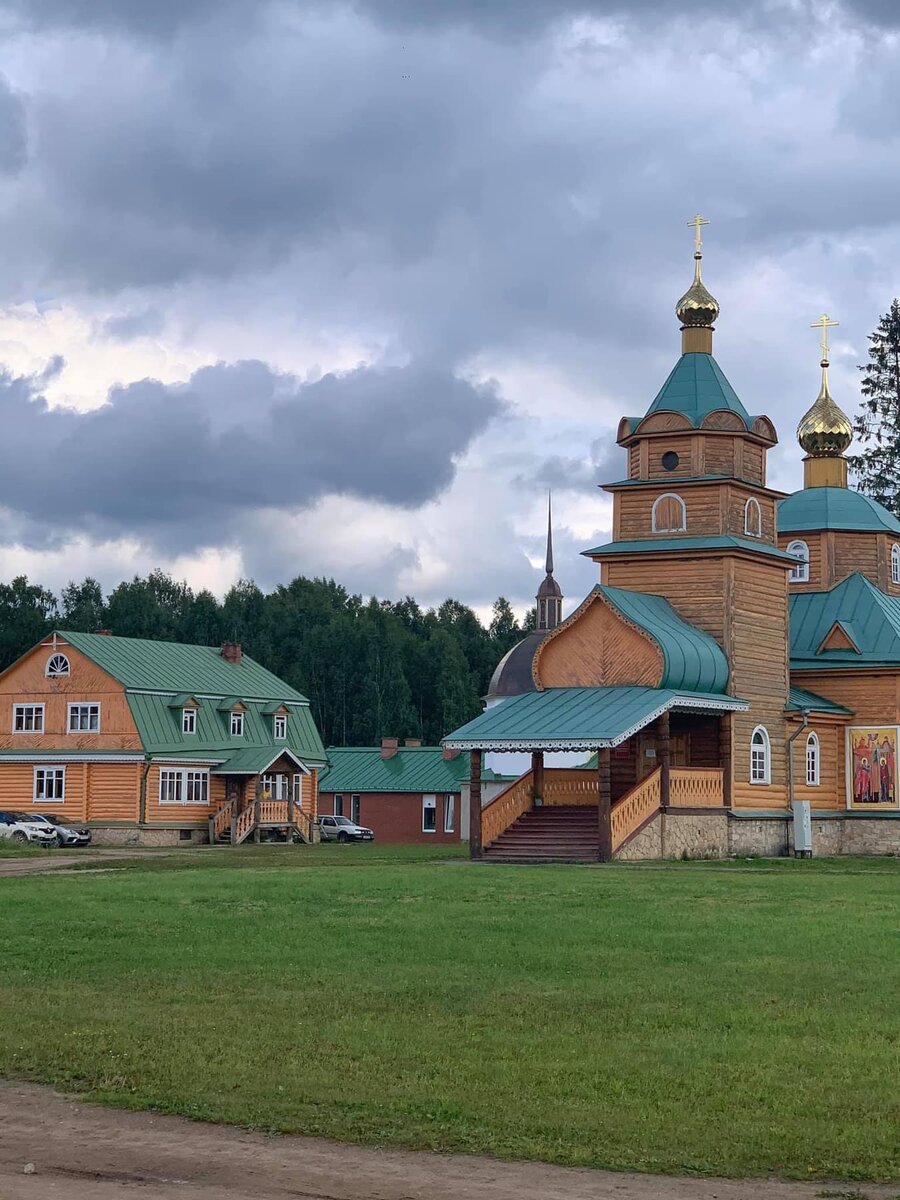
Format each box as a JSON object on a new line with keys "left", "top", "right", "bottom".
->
{"left": 274, "top": 714, "right": 287, "bottom": 740}
{"left": 46, "top": 653, "right": 70, "bottom": 677}
{"left": 744, "top": 498, "right": 762, "bottom": 538}
{"left": 230, "top": 711, "right": 244, "bottom": 737}
{"left": 182, "top": 708, "right": 197, "bottom": 735}
{"left": 787, "top": 539, "right": 810, "bottom": 583}
{"left": 652, "top": 493, "right": 686, "bottom": 534}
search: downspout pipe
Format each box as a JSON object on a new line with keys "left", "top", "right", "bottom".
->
{"left": 786, "top": 710, "right": 810, "bottom": 855}
{"left": 139, "top": 753, "right": 154, "bottom": 826}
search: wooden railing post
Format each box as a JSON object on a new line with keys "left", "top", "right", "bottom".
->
{"left": 597, "top": 748, "right": 612, "bottom": 862}
{"left": 719, "top": 713, "right": 732, "bottom": 808}
{"left": 469, "top": 750, "right": 482, "bottom": 860}
{"left": 531, "top": 751, "right": 544, "bottom": 807}
{"left": 230, "top": 796, "right": 237, "bottom": 845}
{"left": 253, "top": 780, "right": 262, "bottom": 843}
{"left": 658, "top": 711, "right": 671, "bottom": 812}
{"left": 287, "top": 785, "right": 294, "bottom": 843}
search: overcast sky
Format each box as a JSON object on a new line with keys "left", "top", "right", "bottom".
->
{"left": 0, "top": 0, "right": 897, "bottom": 617}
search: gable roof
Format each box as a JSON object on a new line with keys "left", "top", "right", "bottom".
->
{"left": 642, "top": 354, "right": 753, "bottom": 430}
{"left": 319, "top": 746, "right": 497, "bottom": 794}
{"left": 593, "top": 585, "right": 730, "bottom": 693}
{"left": 58, "top": 630, "right": 308, "bottom": 702}
{"left": 790, "top": 573, "right": 900, "bottom": 669}
{"left": 778, "top": 487, "right": 900, "bottom": 535}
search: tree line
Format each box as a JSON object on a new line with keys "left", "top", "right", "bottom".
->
{"left": 0, "top": 572, "right": 533, "bottom": 747}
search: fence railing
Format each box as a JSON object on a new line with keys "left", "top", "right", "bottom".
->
{"left": 482, "top": 770, "right": 534, "bottom": 848}
{"left": 542, "top": 769, "right": 600, "bottom": 806}
{"left": 611, "top": 768, "right": 661, "bottom": 851}
{"left": 669, "top": 767, "right": 723, "bottom": 808}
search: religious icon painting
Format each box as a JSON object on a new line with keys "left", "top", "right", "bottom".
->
{"left": 847, "top": 727, "right": 900, "bottom": 810}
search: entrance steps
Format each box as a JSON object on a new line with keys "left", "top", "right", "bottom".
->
{"left": 483, "top": 804, "right": 599, "bottom": 863}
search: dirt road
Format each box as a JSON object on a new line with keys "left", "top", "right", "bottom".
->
{"left": 0, "top": 1082, "right": 893, "bottom": 1200}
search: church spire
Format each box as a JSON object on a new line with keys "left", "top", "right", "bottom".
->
{"left": 536, "top": 493, "right": 563, "bottom": 632}
{"left": 797, "top": 313, "right": 853, "bottom": 489}
{"left": 675, "top": 213, "right": 720, "bottom": 355}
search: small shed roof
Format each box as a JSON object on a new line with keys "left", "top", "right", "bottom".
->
{"left": 320, "top": 746, "right": 496, "bottom": 794}
{"left": 786, "top": 687, "right": 853, "bottom": 716}
{"left": 443, "top": 686, "right": 747, "bottom": 752}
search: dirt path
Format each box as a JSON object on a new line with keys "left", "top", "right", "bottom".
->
{"left": 0, "top": 1082, "right": 893, "bottom": 1200}
{"left": 0, "top": 848, "right": 216, "bottom": 877}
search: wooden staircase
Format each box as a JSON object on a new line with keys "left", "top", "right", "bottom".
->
{"left": 209, "top": 798, "right": 315, "bottom": 845}
{"left": 483, "top": 805, "right": 600, "bottom": 862}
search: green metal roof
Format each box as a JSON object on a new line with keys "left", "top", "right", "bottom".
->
{"left": 211, "top": 746, "right": 307, "bottom": 775}
{"left": 778, "top": 487, "right": 900, "bottom": 534}
{"left": 642, "top": 353, "right": 753, "bottom": 430}
{"left": 443, "top": 686, "right": 747, "bottom": 752}
{"left": 790, "top": 573, "right": 900, "bottom": 669}
{"left": 583, "top": 536, "right": 799, "bottom": 563}
{"left": 59, "top": 631, "right": 308, "bottom": 702}
{"left": 787, "top": 687, "right": 853, "bottom": 716}
{"left": 595, "top": 585, "right": 729, "bottom": 693}
{"left": 126, "top": 692, "right": 327, "bottom": 765}
{"left": 319, "top": 746, "right": 499, "bottom": 794}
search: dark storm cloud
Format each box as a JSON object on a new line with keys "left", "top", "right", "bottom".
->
{"left": 0, "top": 360, "right": 500, "bottom": 551}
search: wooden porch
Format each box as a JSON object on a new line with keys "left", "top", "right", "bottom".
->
{"left": 209, "top": 765, "right": 317, "bottom": 845}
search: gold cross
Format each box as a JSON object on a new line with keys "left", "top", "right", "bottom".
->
{"left": 687, "top": 213, "right": 710, "bottom": 254}
{"left": 810, "top": 313, "right": 839, "bottom": 361}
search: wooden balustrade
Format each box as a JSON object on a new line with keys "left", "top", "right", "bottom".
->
{"left": 669, "top": 767, "right": 724, "bottom": 808}
{"left": 542, "top": 769, "right": 600, "bottom": 806}
{"left": 210, "top": 787, "right": 315, "bottom": 846}
{"left": 234, "top": 804, "right": 256, "bottom": 844}
{"left": 482, "top": 770, "right": 534, "bottom": 848}
{"left": 611, "top": 768, "right": 661, "bottom": 851}
{"left": 210, "top": 800, "right": 233, "bottom": 842}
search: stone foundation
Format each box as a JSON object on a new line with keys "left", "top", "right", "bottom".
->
{"left": 616, "top": 809, "right": 900, "bottom": 860}
{"left": 88, "top": 826, "right": 210, "bottom": 847}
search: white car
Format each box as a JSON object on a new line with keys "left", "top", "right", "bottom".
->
{"left": 25, "top": 813, "right": 91, "bottom": 847}
{"left": 317, "top": 815, "right": 375, "bottom": 843}
{"left": 0, "top": 810, "right": 58, "bottom": 847}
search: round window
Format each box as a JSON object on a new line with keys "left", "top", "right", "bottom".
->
{"left": 661, "top": 451, "right": 679, "bottom": 471}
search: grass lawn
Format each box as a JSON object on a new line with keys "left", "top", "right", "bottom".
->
{"left": 0, "top": 850, "right": 898, "bottom": 1181}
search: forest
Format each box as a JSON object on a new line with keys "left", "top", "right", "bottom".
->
{"left": 0, "top": 572, "right": 532, "bottom": 747}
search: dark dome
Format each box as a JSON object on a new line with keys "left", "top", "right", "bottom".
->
{"left": 487, "top": 631, "right": 547, "bottom": 701}
{"left": 537, "top": 574, "right": 562, "bottom": 599}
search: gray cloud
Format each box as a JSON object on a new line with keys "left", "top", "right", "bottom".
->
{"left": 0, "top": 360, "right": 500, "bottom": 551}
{"left": 98, "top": 308, "right": 164, "bottom": 341}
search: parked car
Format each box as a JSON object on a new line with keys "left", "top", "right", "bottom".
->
{"left": 317, "top": 815, "right": 375, "bottom": 843}
{"left": 0, "top": 810, "right": 58, "bottom": 847}
{"left": 27, "top": 813, "right": 91, "bottom": 847}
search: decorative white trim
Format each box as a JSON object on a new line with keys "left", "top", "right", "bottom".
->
{"left": 33, "top": 764, "right": 66, "bottom": 803}
{"left": 45, "top": 653, "right": 70, "bottom": 678}
{"left": 182, "top": 707, "right": 197, "bottom": 735}
{"left": 444, "top": 694, "right": 749, "bottom": 752}
{"left": 750, "top": 725, "right": 771, "bottom": 785}
{"left": 651, "top": 492, "right": 687, "bottom": 534}
{"left": 743, "top": 497, "right": 762, "bottom": 538}
{"left": 805, "top": 731, "right": 820, "bottom": 787}
{"left": 786, "top": 539, "right": 810, "bottom": 583}
{"left": 0, "top": 753, "right": 145, "bottom": 764}
{"left": 892, "top": 543, "right": 900, "bottom": 585}
{"left": 67, "top": 702, "right": 101, "bottom": 734}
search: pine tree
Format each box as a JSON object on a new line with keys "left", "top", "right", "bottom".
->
{"left": 848, "top": 300, "right": 900, "bottom": 516}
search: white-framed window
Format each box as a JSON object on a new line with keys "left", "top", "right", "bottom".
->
{"left": 159, "top": 767, "right": 209, "bottom": 805}
{"left": 787, "top": 539, "right": 810, "bottom": 583}
{"left": 182, "top": 707, "right": 197, "bottom": 735}
{"left": 13, "top": 704, "right": 44, "bottom": 733}
{"left": 805, "top": 732, "right": 820, "bottom": 787}
{"left": 444, "top": 793, "right": 455, "bottom": 833}
{"left": 230, "top": 710, "right": 244, "bottom": 737}
{"left": 892, "top": 543, "right": 900, "bottom": 585}
{"left": 422, "top": 793, "right": 437, "bottom": 833}
{"left": 351, "top": 794, "right": 361, "bottom": 824}
{"left": 34, "top": 766, "right": 65, "bottom": 803}
{"left": 651, "top": 493, "right": 686, "bottom": 533}
{"left": 750, "top": 726, "right": 771, "bottom": 785}
{"left": 273, "top": 714, "right": 287, "bottom": 740}
{"left": 45, "top": 653, "right": 70, "bottom": 677}
{"left": 261, "top": 773, "right": 287, "bottom": 800}
{"left": 68, "top": 703, "right": 100, "bottom": 733}
{"left": 292, "top": 774, "right": 303, "bottom": 806}
{"left": 744, "top": 497, "right": 762, "bottom": 538}
{"left": 334, "top": 793, "right": 344, "bottom": 817}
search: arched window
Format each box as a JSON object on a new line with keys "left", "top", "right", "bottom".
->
{"left": 750, "top": 726, "right": 771, "bottom": 785}
{"left": 787, "top": 539, "right": 810, "bottom": 583}
{"left": 892, "top": 543, "right": 900, "bottom": 585}
{"left": 45, "top": 653, "right": 70, "bottom": 677}
{"left": 652, "top": 493, "right": 686, "bottom": 533}
{"left": 744, "top": 497, "right": 762, "bottom": 538}
{"left": 805, "top": 732, "right": 820, "bottom": 786}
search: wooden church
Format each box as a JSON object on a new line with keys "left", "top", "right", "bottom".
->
{"left": 444, "top": 217, "right": 900, "bottom": 861}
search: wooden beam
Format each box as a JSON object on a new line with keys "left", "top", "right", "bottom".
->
{"left": 719, "top": 713, "right": 732, "bottom": 808}
{"left": 469, "top": 750, "right": 482, "bottom": 859}
{"left": 531, "top": 750, "right": 544, "bottom": 806}
{"left": 597, "top": 748, "right": 612, "bottom": 862}
{"left": 658, "top": 711, "right": 671, "bottom": 810}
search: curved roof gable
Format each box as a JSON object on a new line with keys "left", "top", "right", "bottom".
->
{"left": 778, "top": 487, "right": 900, "bottom": 535}
{"left": 597, "top": 585, "right": 730, "bottom": 693}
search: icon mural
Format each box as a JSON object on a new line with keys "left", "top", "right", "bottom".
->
{"left": 849, "top": 727, "right": 899, "bottom": 810}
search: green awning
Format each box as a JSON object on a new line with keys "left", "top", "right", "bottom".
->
{"left": 443, "top": 686, "right": 747, "bottom": 752}
{"left": 212, "top": 746, "right": 308, "bottom": 775}
{"left": 787, "top": 687, "right": 853, "bottom": 716}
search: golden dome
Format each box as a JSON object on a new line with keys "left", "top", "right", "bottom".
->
{"left": 797, "top": 363, "right": 853, "bottom": 456}
{"left": 676, "top": 252, "right": 720, "bottom": 329}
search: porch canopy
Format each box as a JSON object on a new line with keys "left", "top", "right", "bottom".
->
{"left": 443, "top": 685, "right": 747, "bottom": 754}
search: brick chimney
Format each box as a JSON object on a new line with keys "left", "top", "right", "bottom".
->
{"left": 221, "top": 642, "right": 243, "bottom": 665}
{"left": 404, "top": 738, "right": 422, "bottom": 748}
{"left": 95, "top": 629, "right": 113, "bottom": 636}
{"left": 442, "top": 746, "right": 461, "bottom": 761}
{"left": 380, "top": 737, "right": 399, "bottom": 759}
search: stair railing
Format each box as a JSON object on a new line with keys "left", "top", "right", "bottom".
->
{"left": 482, "top": 769, "right": 534, "bottom": 849}
{"left": 610, "top": 768, "right": 661, "bottom": 852}
{"left": 209, "top": 799, "right": 234, "bottom": 844}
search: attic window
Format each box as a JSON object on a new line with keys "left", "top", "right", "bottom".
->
{"left": 46, "top": 653, "right": 70, "bottom": 677}
{"left": 274, "top": 714, "right": 287, "bottom": 740}
{"left": 230, "top": 711, "right": 244, "bottom": 737}
{"left": 182, "top": 708, "right": 197, "bottom": 735}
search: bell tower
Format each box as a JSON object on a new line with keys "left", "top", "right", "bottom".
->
{"left": 536, "top": 494, "right": 563, "bottom": 632}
